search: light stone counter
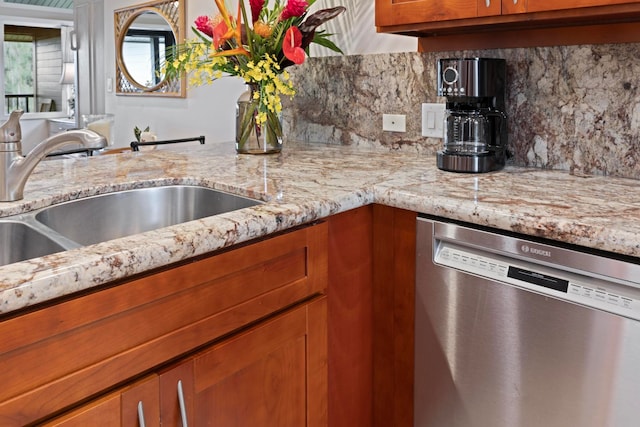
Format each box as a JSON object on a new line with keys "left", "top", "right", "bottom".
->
{"left": 1, "top": 142, "right": 639, "bottom": 314}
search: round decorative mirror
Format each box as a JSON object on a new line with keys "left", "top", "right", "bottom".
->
{"left": 114, "top": 0, "right": 185, "bottom": 97}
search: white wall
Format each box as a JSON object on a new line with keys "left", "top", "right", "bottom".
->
{"left": 104, "top": 0, "right": 246, "bottom": 148}
{"left": 103, "top": 0, "right": 415, "bottom": 148}
{"left": 308, "top": 0, "right": 416, "bottom": 56}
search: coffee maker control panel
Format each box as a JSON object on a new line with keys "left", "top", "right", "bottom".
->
{"left": 437, "top": 57, "right": 506, "bottom": 102}
{"left": 440, "top": 67, "right": 467, "bottom": 96}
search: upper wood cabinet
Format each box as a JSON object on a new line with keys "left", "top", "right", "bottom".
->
{"left": 376, "top": 0, "right": 479, "bottom": 27}
{"left": 376, "top": 0, "right": 640, "bottom": 49}
{"left": 501, "top": 0, "right": 526, "bottom": 14}
{"left": 527, "top": 0, "right": 639, "bottom": 12}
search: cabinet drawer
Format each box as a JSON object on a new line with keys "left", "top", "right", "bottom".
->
{"left": 0, "top": 222, "right": 327, "bottom": 425}
{"left": 528, "top": 0, "right": 639, "bottom": 12}
{"left": 376, "top": 0, "right": 478, "bottom": 27}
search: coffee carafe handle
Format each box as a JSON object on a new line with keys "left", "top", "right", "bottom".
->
{"left": 482, "top": 107, "right": 506, "bottom": 128}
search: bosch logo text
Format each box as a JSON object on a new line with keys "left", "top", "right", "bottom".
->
{"left": 521, "top": 245, "right": 551, "bottom": 258}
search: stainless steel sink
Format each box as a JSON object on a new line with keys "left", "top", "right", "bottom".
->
{"left": 35, "top": 185, "right": 262, "bottom": 246}
{"left": 0, "top": 221, "right": 67, "bottom": 267}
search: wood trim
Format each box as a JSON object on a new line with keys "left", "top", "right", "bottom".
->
{"left": 418, "top": 21, "right": 640, "bottom": 51}
{"left": 307, "top": 297, "right": 329, "bottom": 427}
{"left": 378, "top": 2, "right": 640, "bottom": 50}
{"left": 327, "top": 206, "right": 374, "bottom": 427}
{"left": 372, "top": 205, "right": 416, "bottom": 427}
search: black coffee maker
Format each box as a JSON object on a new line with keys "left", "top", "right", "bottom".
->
{"left": 436, "top": 58, "right": 507, "bottom": 173}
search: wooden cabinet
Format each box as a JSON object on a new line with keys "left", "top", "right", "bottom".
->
{"left": 376, "top": 0, "right": 479, "bottom": 27}
{"left": 324, "top": 206, "right": 417, "bottom": 427}
{"left": 376, "top": 0, "right": 640, "bottom": 26}
{"left": 501, "top": 0, "right": 526, "bottom": 14}
{"left": 527, "top": 0, "right": 639, "bottom": 12}
{"left": 376, "top": 0, "right": 640, "bottom": 50}
{"left": 44, "top": 298, "right": 326, "bottom": 426}
{"left": 1, "top": 206, "right": 418, "bottom": 426}
{"left": 190, "top": 297, "right": 327, "bottom": 426}
{"left": 0, "top": 222, "right": 327, "bottom": 426}
{"left": 478, "top": 0, "right": 503, "bottom": 17}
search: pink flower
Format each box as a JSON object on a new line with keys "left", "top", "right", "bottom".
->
{"left": 194, "top": 15, "right": 214, "bottom": 37}
{"left": 282, "top": 26, "right": 305, "bottom": 64}
{"left": 280, "top": 0, "right": 308, "bottom": 21}
{"left": 249, "top": 0, "right": 265, "bottom": 23}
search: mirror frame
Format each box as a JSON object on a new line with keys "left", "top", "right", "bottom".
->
{"left": 114, "top": 0, "right": 185, "bottom": 97}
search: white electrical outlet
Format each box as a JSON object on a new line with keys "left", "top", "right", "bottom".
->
{"left": 382, "top": 114, "right": 406, "bottom": 133}
{"left": 421, "top": 103, "right": 445, "bottom": 138}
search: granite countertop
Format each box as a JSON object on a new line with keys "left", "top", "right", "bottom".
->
{"left": 1, "top": 142, "right": 639, "bottom": 314}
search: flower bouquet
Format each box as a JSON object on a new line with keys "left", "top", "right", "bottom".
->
{"left": 164, "top": 0, "right": 345, "bottom": 154}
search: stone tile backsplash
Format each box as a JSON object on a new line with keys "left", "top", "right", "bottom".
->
{"left": 285, "top": 44, "right": 640, "bottom": 179}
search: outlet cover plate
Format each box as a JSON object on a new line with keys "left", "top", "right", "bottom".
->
{"left": 382, "top": 114, "right": 406, "bottom": 132}
{"left": 421, "top": 103, "right": 445, "bottom": 138}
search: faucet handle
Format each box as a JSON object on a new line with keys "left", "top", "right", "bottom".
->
{"left": 1, "top": 110, "right": 24, "bottom": 143}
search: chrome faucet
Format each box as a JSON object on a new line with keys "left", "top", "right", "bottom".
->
{"left": 0, "top": 110, "right": 107, "bottom": 202}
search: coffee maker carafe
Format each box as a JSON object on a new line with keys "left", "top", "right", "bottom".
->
{"left": 437, "top": 58, "right": 507, "bottom": 173}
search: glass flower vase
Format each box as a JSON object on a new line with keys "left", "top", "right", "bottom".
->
{"left": 235, "top": 85, "right": 283, "bottom": 154}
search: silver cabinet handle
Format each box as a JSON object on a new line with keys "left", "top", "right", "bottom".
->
{"left": 177, "top": 380, "right": 189, "bottom": 427}
{"left": 486, "top": 0, "right": 490, "bottom": 6}
{"left": 137, "top": 401, "right": 147, "bottom": 427}
{"left": 513, "top": 0, "right": 518, "bottom": 3}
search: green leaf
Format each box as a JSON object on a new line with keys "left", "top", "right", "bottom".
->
{"left": 312, "top": 33, "right": 344, "bottom": 54}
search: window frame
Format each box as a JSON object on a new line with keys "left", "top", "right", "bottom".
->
{"left": 0, "top": 0, "right": 73, "bottom": 121}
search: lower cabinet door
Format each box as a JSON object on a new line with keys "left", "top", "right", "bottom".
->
{"left": 121, "top": 376, "right": 160, "bottom": 427}
{"left": 40, "top": 394, "right": 121, "bottom": 427}
{"left": 192, "top": 297, "right": 327, "bottom": 427}
{"left": 42, "top": 298, "right": 327, "bottom": 427}
{"left": 41, "top": 376, "right": 159, "bottom": 427}
{"left": 159, "top": 359, "right": 195, "bottom": 426}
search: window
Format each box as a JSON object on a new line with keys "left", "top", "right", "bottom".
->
{"left": 3, "top": 29, "right": 35, "bottom": 112}
{"left": 3, "top": 25, "right": 66, "bottom": 114}
{"left": 0, "top": 0, "right": 74, "bottom": 117}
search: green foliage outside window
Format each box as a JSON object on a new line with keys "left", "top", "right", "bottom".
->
{"left": 4, "top": 40, "right": 34, "bottom": 113}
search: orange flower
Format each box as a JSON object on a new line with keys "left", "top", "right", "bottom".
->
{"left": 212, "top": 20, "right": 231, "bottom": 50}
{"left": 253, "top": 21, "right": 273, "bottom": 38}
{"left": 212, "top": 0, "right": 249, "bottom": 57}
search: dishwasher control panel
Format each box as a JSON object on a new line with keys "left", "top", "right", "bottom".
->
{"left": 435, "top": 242, "right": 640, "bottom": 321}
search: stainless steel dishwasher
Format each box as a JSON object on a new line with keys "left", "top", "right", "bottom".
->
{"left": 415, "top": 216, "right": 640, "bottom": 427}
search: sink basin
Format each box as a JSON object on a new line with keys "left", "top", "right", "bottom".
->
{"left": 35, "top": 186, "right": 262, "bottom": 246}
{"left": 0, "top": 221, "right": 66, "bottom": 267}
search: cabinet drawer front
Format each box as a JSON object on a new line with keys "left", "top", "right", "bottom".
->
{"left": 376, "top": 0, "right": 479, "bottom": 27}
{"left": 528, "top": 0, "right": 638, "bottom": 12}
{"left": 0, "top": 222, "right": 327, "bottom": 425}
